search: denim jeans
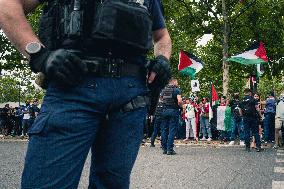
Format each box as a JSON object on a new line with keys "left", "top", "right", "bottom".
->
{"left": 150, "top": 116, "right": 162, "bottom": 145}
{"left": 185, "top": 117, "right": 196, "bottom": 139}
{"left": 230, "top": 117, "right": 244, "bottom": 141}
{"left": 160, "top": 108, "right": 179, "bottom": 152}
{"left": 243, "top": 116, "right": 261, "bottom": 148}
{"left": 264, "top": 113, "right": 276, "bottom": 142}
{"left": 21, "top": 75, "right": 148, "bottom": 189}
{"left": 200, "top": 116, "right": 212, "bottom": 138}
{"left": 21, "top": 119, "right": 30, "bottom": 135}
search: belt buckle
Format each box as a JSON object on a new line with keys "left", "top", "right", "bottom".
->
{"left": 106, "top": 58, "right": 123, "bottom": 78}
{"left": 84, "top": 59, "right": 100, "bottom": 73}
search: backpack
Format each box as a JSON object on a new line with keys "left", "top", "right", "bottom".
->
{"left": 242, "top": 96, "right": 255, "bottom": 116}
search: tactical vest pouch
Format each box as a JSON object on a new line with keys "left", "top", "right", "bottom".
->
{"left": 39, "top": 2, "right": 62, "bottom": 50}
{"left": 91, "top": 0, "right": 153, "bottom": 53}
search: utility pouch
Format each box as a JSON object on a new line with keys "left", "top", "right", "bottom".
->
{"left": 91, "top": 0, "right": 153, "bottom": 53}
{"left": 39, "top": 1, "right": 62, "bottom": 50}
{"left": 63, "top": 0, "right": 84, "bottom": 38}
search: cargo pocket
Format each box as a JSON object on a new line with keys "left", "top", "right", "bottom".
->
{"left": 28, "top": 112, "right": 51, "bottom": 136}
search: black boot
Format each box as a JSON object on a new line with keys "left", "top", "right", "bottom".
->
{"left": 245, "top": 145, "right": 250, "bottom": 152}
{"left": 167, "top": 150, "right": 177, "bottom": 155}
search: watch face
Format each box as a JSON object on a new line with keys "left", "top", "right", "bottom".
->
{"left": 26, "top": 42, "right": 41, "bottom": 54}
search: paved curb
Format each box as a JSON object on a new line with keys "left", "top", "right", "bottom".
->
{"left": 143, "top": 139, "right": 276, "bottom": 149}
{"left": 0, "top": 138, "right": 278, "bottom": 149}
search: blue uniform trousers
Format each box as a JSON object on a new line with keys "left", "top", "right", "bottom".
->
{"left": 21, "top": 75, "right": 148, "bottom": 189}
{"left": 160, "top": 108, "right": 179, "bottom": 152}
{"left": 243, "top": 116, "right": 261, "bottom": 148}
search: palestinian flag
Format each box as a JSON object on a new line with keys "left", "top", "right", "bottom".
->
{"left": 227, "top": 42, "right": 268, "bottom": 65}
{"left": 209, "top": 83, "right": 219, "bottom": 120}
{"left": 211, "top": 83, "right": 219, "bottom": 106}
{"left": 178, "top": 50, "right": 204, "bottom": 79}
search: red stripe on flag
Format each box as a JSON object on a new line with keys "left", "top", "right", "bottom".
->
{"left": 178, "top": 50, "right": 193, "bottom": 70}
{"left": 255, "top": 42, "right": 268, "bottom": 62}
{"left": 211, "top": 84, "right": 218, "bottom": 102}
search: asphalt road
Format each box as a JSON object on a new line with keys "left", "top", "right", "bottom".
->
{"left": 0, "top": 141, "right": 279, "bottom": 189}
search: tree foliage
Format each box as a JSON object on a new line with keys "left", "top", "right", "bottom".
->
{"left": 0, "top": 1, "right": 283, "bottom": 100}
{"left": 0, "top": 7, "right": 42, "bottom": 103}
{"left": 163, "top": 0, "right": 284, "bottom": 98}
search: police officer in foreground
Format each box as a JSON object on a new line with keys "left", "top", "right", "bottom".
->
{"left": 240, "top": 88, "right": 262, "bottom": 152}
{"left": 0, "top": 0, "right": 171, "bottom": 188}
{"left": 160, "top": 78, "right": 182, "bottom": 155}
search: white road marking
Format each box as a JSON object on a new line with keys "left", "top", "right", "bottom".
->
{"left": 276, "top": 158, "right": 284, "bottom": 163}
{"left": 274, "top": 167, "right": 284, "bottom": 173}
{"left": 272, "top": 181, "right": 284, "bottom": 189}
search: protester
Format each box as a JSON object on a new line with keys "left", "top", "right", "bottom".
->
{"left": 241, "top": 88, "right": 262, "bottom": 152}
{"left": 28, "top": 99, "right": 40, "bottom": 127}
{"left": 200, "top": 98, "right": 212, "bottom": 141}
{"left": 184, "top": 97, "right": 198, "bottom": 141}
{"left": 2, "top": 104, "right": 10, "bottom": 136}
{"left": 274, "top": 92, "right": 284, "bottom": 148}
{"left": 228, "top": 93, "right": 245, "bottom": 146}
{"left": 21, "top": 102, "right": 31, "bottom": 137}
{"left": 218, "top": 96, "right": 231, "bottom": 142}
{"left": 263, "top": 92, "right": 276, "bottom": 144}
{"left": 0, "top": 108, "right": 4, "bottom": 136}
{"left": 15, "top": 107, "right": 23, "bottom": 136}
{"left": 193, "top": 95, "right": 201, "bottom": 138}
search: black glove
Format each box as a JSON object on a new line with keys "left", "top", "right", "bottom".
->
{"left": 147, "top": 55, "right": 171, "bottom": 91}
{"left": 29, "top": 48, "right": 87, "bottom": 87}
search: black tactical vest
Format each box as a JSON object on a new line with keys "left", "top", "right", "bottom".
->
{"left": 161, "top": 85, "right": 179, "bottom": 109}
{"left": 38, "top": 0, "right": 153, "bottom": 54}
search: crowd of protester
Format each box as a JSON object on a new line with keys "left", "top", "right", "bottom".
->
{"left": 145, "top": 88, "right": 284, "bottom": 151}
{"left": 0, "top": 99, "right": 40, "bottom": 137}
{"left": 1, "top": 88, "right": 284, "bottom": 152}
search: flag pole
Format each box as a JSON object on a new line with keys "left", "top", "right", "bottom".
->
{"left": 210, "top": 81, "right": 213, "bottom": 107}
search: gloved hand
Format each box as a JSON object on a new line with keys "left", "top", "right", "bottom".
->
{"left": 29, "top": 49, "right": 88, "bottom": 87}
{"left": 146, "top": 55, "right": 171, "bottom": 115}
{"left": 146, "top": 55, "right": 171, "bottom": 91}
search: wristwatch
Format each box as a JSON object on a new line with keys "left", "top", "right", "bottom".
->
{"left": 25, "top": 42, "right": 45, "bottom": 73}
{"left": 25, "top": 42, "right": 43, "bottom": 56}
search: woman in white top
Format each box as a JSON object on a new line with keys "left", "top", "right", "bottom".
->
{"left": 184, "top": 98, "right": 198, "bottom": 141}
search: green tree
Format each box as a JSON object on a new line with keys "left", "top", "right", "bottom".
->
{"left": 1, "top": 2, "right": 284, "bottom": 99}
{"left": 163, "top": 0, "right": 284, "bottom": 98}
{"left": 0, "top": 7, "right": 43, "bottom": 103}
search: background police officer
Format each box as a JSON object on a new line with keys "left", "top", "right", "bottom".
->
{"left": 160, "top": 78, "right": 183, "bottom": 155}
{"left": 240, "top": 88, "right": 262, "bottom": 152}
{"left": 0, "top": 0, "right": 172, "bottom": 188}
{"left": 150, "top": 95, "right": 164, "bottom": 147}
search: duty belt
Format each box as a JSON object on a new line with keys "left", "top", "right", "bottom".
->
{"left": 82, "top": 56, "right": 145, "bottom": 78}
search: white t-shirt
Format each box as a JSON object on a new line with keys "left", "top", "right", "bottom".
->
{"left": 23, "top": 107, "right": 30, "bottom": 120}
{"left": 185, "top": 103, "right": 195, "bottom": 119}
